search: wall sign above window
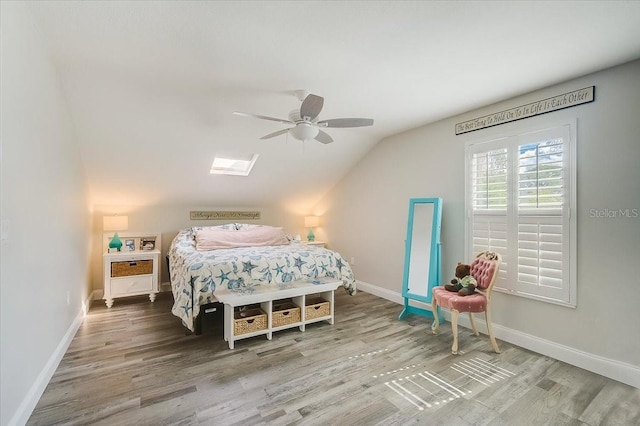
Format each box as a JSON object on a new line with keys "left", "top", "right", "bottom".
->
{"left": 190, "top": 211, "right": 261, "bottom": 220}
{"left": 455, "top": 86, "right": 594, "bottom": 135}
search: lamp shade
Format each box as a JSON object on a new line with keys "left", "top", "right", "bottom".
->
{"left": 304, "top": 216, "right": 320, "bottom": 228}
{"left": 103, "top": 215, "right": 129, "bottom": 232}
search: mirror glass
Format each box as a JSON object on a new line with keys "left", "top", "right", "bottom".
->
{"left": 399, "top": 198, "right": 442, "bottom": 319}
{"left": 406, "top": 203, "right": 434, "bottom": 296}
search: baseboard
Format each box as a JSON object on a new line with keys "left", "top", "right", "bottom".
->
{"left": 85, "top": 291, "right": 94, "bottom": 314}
{"left": 490, "top": 320, "right": 640, "bottom": 389}
{"left": 93, "top": 289, "right": 103, "bottom": 300}
{"left": 356, "top": 280, "right": 640, "bottom": 389}
{"left": 12, "top": 285, "right": 171, "bottom": 425}
{"left": 356, "top": 280, "right": 404, "bottom": 304}
{"left": 9, "top": 303, "right": 86, "bottom": 426}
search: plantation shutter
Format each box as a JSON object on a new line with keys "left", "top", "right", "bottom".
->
{"left": 515, "top": 126, "right": 572, "bottom": 303}
{"left": 469, "top": 146, "right": 510, "bottom": 291}
{"left": 466, "top": 124, "right": 575, "bottom": 306}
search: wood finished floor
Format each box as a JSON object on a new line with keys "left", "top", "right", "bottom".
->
{"left": 28, "top": 290, "right": 639, "bottom": 426}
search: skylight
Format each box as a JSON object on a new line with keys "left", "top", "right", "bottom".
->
{"left": 210, "top": 154, "right": 258, "bottom": 176}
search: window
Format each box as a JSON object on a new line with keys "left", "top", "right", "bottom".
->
{"left": 466, "top": 124, "right": 576, "bottom": 306}
{"left": 210, "top": 154, "right": 259, "bottom": 176}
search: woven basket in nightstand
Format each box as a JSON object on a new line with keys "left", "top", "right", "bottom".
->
{"left": 111, "top": 260, "right": 153, "bottom": 277}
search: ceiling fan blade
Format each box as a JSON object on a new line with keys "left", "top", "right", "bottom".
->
{"left": 233, "top": 111, "right": 293, "bottom": 125}
{"left": 315, "top": 130, "right": 334, "bottom": 144}
{"left": 317, "top": 118, "right": 374, "bottom": 128}
{"left": 260, "top": 128, "right": 291, "bottom": 139}
{"left": 300, "top": 94, "right": 324, "bottom": 121}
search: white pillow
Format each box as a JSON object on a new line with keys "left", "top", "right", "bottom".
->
{"left": 235, "top": 223, "right": 277, "bottom": 231}
{"left": 191, "top": 224, "right": 237, "bottom": 233}
{"left": 195, "top": 226, "right": 289, "bottom": 251}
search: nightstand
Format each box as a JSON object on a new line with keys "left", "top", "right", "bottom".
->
{"left": 102, "top": 232, "right": 161, "bottom": 308}
{"left": 303, "top": 241, "right": 325, "bottom": 247}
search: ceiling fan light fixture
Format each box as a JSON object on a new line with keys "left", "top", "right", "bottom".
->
{"left": 234, "top": 92, "right": 373, "bottom": 143}
{"left": 290, "top": 123, "right": 319, "bottom": 141}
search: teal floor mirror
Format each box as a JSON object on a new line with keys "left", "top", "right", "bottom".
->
{"left": 398, "top": 197, "right": 442, "bottom": 320}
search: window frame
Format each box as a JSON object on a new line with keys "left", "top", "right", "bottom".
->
{"left": 464, "top": 121, "right": 577, "bottom": 307}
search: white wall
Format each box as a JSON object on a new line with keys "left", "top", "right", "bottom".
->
{"left": 318, "top": 60, "right": 640, "bottom": 375}
{"left": 0, "top": 3, "right": 92, "bottom": 425}
{"left": 1, "top": 6, "right": 637, "bottom": 424}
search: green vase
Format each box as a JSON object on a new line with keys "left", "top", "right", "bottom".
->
{"left": 109, "top": 232, "right": 123, "bottom": 251}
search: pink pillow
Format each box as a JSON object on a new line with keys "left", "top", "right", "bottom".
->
{"left": 196, "top": 226, "right": 289, "bottom": 251}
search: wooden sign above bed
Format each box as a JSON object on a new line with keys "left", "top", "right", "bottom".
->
{"left": 190, "top": 210, "right": 261, "bottom": 220}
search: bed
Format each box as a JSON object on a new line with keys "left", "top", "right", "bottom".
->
{"left": 168, "top": 224, "right": 356, "bottom": 332}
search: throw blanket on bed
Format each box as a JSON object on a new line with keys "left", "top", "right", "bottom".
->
{"left": 168, "top": 228, "right": 356, "bottom": 331}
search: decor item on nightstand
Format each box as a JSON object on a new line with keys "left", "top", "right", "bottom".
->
{"left": 140, "top": 237, "right": 156, "bottom": 251}
{"left": 103, "top": 215, "right": 128, "bottom": 252}
{"left": 304, "top": 215, "right": 319, "bottom": 242}
{"left": 125, "top": 239, "right": 135, "bottom": 251}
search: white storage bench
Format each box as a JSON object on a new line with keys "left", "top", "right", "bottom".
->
{"left": 215, "top": 277, "right": 342, "bottom": 349}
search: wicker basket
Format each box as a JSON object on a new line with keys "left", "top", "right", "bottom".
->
{"left": 234, "top": 308, "right": 267, "bottom": 335}
{"left": 272, "top": 302, "right": 301, "bottom": 327}
{"left": 111, "top": 260, "right": 153, "bottom": 277}
{"left": 305, "top": 297, "right": 330, "bottom": 320}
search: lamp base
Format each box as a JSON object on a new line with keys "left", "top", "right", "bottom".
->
{"left": 307, "top": 229, "right": 315, "bottom": 242}
{"left": 109, "top": 232, "right": 123, "bottom": 251}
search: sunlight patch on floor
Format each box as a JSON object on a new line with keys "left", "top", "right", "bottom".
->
{"left": 384, "top": 370, "right": 471, "bottom": 410}
{"left": 348, "top": 348, "right": 388, "bottom": 359}
{"left": 364, "top": 353, "right": 518, "bottom": 412}
{"left": 450, "top": 357, "right": 516, "bottom": 386}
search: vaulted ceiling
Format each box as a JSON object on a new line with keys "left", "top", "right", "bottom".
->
{"left": 28, "top": 1, "right": 640, "bottom": 212}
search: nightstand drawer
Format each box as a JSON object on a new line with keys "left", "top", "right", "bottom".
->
{"left": 111, "top": 260, "right": 153, "bottom": 277}
{"left": 111, "top": 276, "right": 153, "bottom": 295}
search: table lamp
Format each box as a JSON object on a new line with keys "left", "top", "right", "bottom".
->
{"left": 304, "top": 216, "right": 320, "bottom": 242}
{"left": 103, "top": 215, "right": 128, "bottom": 251}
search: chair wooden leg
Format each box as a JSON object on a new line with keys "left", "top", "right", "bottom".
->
{"left": 451, "top": 309, "right": 459, "bottom": 355}
{"left": 485, "top": 309, "right": 500, "bottom": 354}
{"left": 468, "top": 312, "right": 479, "bottom": 336}
{"left": 431, "top": 297, "right": 439, "bottom": 334}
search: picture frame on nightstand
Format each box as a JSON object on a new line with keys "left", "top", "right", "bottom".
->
{"left": 125, "top": 239, "right": 135, "bottom": 251}
{"left": 140, "top": 237, "right": 156, "bottom": 251}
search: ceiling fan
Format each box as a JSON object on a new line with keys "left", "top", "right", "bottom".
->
{"left": 233, "top": 90, "right": 374, "bottom": 144}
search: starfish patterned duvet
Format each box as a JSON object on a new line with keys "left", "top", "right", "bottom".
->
{"left": 168, "top": 227, "right": 356, "bottom": 331}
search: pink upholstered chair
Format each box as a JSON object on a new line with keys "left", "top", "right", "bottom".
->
{"left": 431, "top": 251, "right": 502, "bottom": 355}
